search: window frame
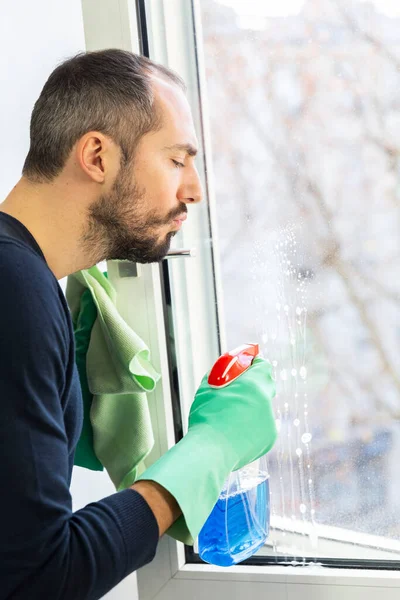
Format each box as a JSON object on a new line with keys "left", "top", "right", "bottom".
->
{"left": 134, "top": 0, "right": 400, "bottom": 598}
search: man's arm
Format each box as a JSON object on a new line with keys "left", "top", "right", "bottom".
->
{"left": 0, "top": 245, "right": 163, "bottom": 600}
{"left": 132, "top": 481, "right": 182, "bottom": 536}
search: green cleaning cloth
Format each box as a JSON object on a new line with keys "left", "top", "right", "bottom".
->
{"left": 66, "top": 266, "right": 160, "bottom": 490}
{"left": 73, "top": 287, "right": 103, "bottom": 471}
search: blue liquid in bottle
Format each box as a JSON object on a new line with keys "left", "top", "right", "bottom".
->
{"left": 198, "top": 473, "right": 270, "bottom": 567}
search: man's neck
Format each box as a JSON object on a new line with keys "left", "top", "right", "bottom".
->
{"left": 0, "top": 177, "right": 96, "bottom": 279}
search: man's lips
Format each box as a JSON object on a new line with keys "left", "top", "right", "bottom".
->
{"left": 173, "top": 213, "right": 188, "bottom": 225}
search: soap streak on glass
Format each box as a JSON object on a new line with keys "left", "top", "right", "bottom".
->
{"left": 251, "top": 223, "right": 317, "bottom": 562}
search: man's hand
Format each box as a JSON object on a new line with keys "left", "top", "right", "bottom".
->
{"left": 134, "top": 357, "right": 277, "bottom": 545}
{"left": 132, "top": 480, "right": 182, "bottom": 537}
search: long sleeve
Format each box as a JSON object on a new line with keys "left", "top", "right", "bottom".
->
{"left": 0, "top": 240, "right": 159, "bottom": 600}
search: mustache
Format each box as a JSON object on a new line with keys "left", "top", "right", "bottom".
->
{"left": 166, "top": 205, "right": 188, "bottom": 222}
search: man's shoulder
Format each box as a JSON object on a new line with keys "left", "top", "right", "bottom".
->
{"left": 0, "top": 237, "right": 65, "bottom": 324}
{"left": 0, "top": 235, "right": 46, "bottom": 261}
{"left": 0, "top": 236, "right": 56, "bottom": 287}
{"left": 0, "top": 237, "right": 72, "bottom": 366}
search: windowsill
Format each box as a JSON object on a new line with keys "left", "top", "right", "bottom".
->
{"left": 255, "top": 516, "right": 400, "bottom": 560}
{"left": 178, "top": 562, "right": 400, "bottom": 587}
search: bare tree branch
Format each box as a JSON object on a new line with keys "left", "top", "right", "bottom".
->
{"left": 210, "top": 29, "right": 400, "bottom": 414}
{"left": 353, "top": 268, "right": 400, "bottom": 305}
{"left": 310, "top": 307, "right": 400, "bottom": 420}
{"left": 333, "top": 0, "right": 400, "bottom": 71}
{"left": 225, "top": 76, "right": 400, "bottom": 399}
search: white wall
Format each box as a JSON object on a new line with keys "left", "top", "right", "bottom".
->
{"left": 0, "top": 0, "right": 85, "bottom": 198}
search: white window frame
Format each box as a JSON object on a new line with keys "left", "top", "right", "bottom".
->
{"left": 136, "top": 1, "right": 400, "bottom": 598}
{"left": 81, "top": 1, "right": 400, "bottom": 598}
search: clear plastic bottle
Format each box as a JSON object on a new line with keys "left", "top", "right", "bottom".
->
{"left": 198, "top": 454, "right": 270, "bottom": 567}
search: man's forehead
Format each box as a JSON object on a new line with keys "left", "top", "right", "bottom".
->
{"left": 150, "top": 77, "right": 198, "bottom": 155}
{"left": 151, "top": 75, "right": 189, "bottom": 114}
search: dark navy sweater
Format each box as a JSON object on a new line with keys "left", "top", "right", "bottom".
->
{"left": 0, "top": 212, "right": 159, "bottom": 600}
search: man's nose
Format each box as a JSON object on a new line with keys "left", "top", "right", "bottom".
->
{"left": 180, "top": 165, "right": 203, "bottom": 204}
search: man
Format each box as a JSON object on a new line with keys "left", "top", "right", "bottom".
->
{"left": 0, "top": 49, "right": 277, "bottom": 599}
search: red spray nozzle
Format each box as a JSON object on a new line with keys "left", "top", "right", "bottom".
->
{"left": 208, "top": 343, "right": 259, "bottom": 388}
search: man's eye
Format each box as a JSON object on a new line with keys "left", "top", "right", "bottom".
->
{"left": 172, "top": 159, "right": 185, "bottom": 168}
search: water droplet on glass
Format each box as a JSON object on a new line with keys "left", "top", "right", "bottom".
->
{"left": 291, "top": 368, "right": 297, "bottom": 377}
{"left": 280, "top": 369, "right": 288, "bottom": 381}
{"left": 276, "top": 302, "right": 281, "bottom": 311}
{"left": 294, "top": 419, "right": 300, "bottom": 427}
{"left": 275, "top": 418, "right": 281, "bottom": 432}
{"left": 290, "top": 338, "right": 296, "bottom": 345}
{"left": 284, "top": 305, "right": 289, "bottom": 312}
{"left": 272, "top": 360, "right": 278, "bottom": 367}
{"left": 296, "top": 448, "right": 302, "bottom": 457}
{"left": 299, "top": 366, "right": 307, "bottom": 379}
{"left": 262, "top": 333, "right": 268, "bottom": 344}
{"left": 296, "top": 307, "right": 302, "bottom": 316}
{"left": 302, "top": 433, "right": 312, "bottom": 444}
{"left": 300, "top": 504, "right": 307, "bottom": 514}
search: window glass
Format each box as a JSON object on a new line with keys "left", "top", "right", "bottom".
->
{"left": 198, "top": 0, "right": 400, "bottom": 560}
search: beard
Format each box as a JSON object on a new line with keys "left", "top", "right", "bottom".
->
{"left": 82, "top": 162, "right": 184, "bottom": 264}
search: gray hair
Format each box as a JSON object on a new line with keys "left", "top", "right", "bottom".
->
{"left": 22, "top": 49, "right": 185, "bottom": 182}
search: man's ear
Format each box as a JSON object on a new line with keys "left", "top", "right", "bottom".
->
{"left": 75, "top": 132, "right": 111, "bottom": 183}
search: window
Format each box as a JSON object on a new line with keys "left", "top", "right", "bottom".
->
{"left": 196, "top": 0, "right": 400, "bottom": 565}
{"left": 143, "top": 0, "right": 400, "bottom": 568}
{"left": 198, "top": 0, "right": 400, "bottom": 565}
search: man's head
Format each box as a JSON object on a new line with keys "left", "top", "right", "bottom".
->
{"left": 23, "top": 49, "right": 202, "bottom": 264}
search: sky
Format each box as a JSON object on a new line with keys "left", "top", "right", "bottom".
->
{"left": 216, "top": 0, "right": 400, "bottom": 19}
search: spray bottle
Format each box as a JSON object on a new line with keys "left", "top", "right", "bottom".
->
{"left": 198, "top": 343, "right": 271, "bottom": 567}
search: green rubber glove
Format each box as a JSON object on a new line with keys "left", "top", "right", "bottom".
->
{"left": 136, "top": 356, "right": 277, "bottom": 545}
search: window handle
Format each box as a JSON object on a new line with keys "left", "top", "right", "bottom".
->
{"left": 163, "top": 248, "right": 196, "bottom": 259}
{"left": 117, "top": 249, "right": 196, "bottom": 278}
